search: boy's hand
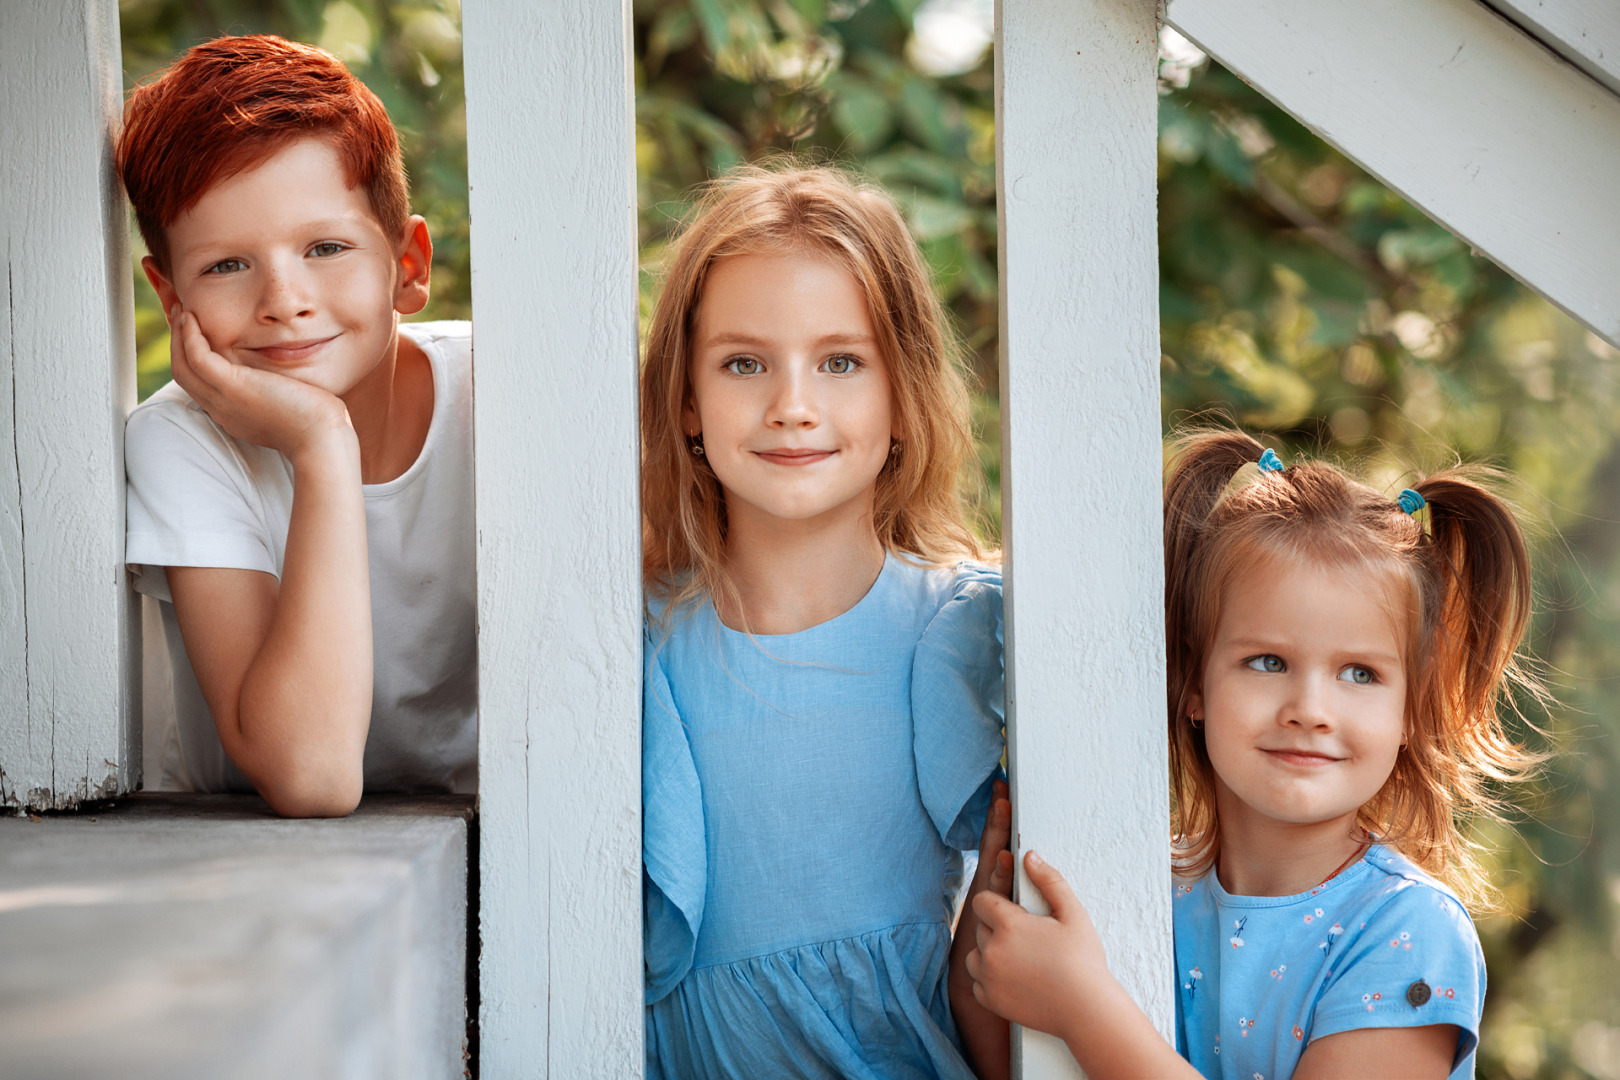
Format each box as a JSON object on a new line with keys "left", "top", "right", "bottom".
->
{"left": 967, "top": 850, "right": 1102, "bottom": 1044}
{"left": 168, "top": 307, "right": 353, "bottom": 461}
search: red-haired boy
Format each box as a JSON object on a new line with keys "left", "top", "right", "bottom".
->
{"left": 120, "top": 36, "right": 474, "bottom": 817}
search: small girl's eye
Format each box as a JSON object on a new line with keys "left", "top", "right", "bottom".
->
{"left": 204, "top": 258, "right": 246, "bottom": 275}
{"left": 725, "top": 357, "right": 762, "bottom": 375}
{"left": 1339, "top": 665, "right": 1376, "bottom": 685}
{"left": 1245, "top": 654, "right": 1285, "bottom": 673}
{"left": 310, "top": 242, "right": 346, "bottom": 257}
{"left": 822, "top": 354, "right": 860, "bottom": 375}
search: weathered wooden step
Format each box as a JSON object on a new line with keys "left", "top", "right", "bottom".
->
{"left": 0, "top": 793, "right": 472, "bottom": 1079}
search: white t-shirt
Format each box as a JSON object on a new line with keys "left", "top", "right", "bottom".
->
{"left": 125, "top": 320, "right": 477, "bottom": 794}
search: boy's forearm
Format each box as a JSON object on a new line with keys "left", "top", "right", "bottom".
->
{"left": 235, "top": 430, "right": 372, "bottom": 816}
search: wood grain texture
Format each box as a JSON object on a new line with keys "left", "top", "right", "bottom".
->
{"left": 995, "top": 0, "right": 1173, "bottom": 1074}
{"left": 1492, "top": 0, "right": 1620, "bottom": 96}
{"left": 1167, "top": 0, "right": 1620, "bottom": 349}
{"left": 0, "top": 0, "right": 139, "bottom": 810}
{"left": 462, "top": 0, "right": 643, "bottom": 1074}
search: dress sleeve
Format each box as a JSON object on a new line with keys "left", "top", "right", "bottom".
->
{"left": 642, "top": 629, "right": 706, "bottom": 1004}
{"left": 125, "top": 398, "right": 278, "bottom": 601}
{"left": 1310, "top": 877, "right": 1485, "bottom": 1068}
{"left": 911, "top": 563, "right": 1005, "bottom": 851}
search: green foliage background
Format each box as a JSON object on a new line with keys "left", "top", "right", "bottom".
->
{"left": 120, "top": 1, "right": 1620, "bottom": 1074}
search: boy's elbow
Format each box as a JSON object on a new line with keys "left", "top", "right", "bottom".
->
{"left": 256, "top": 763, "right": 364, "bottom": 819}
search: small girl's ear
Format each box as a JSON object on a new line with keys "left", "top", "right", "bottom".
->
{"left": 1187, "top": 692, "right": 1204, "bottom": 724}
{"left": 682, "top": 395, "right": 700, "bottom": 437}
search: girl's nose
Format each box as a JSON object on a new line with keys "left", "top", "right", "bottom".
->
{"left": 1284, "top": 675, "right": 1334, "bottom": 729}
{"left": 766, "top": 366, "right": 818, "bottom": 427}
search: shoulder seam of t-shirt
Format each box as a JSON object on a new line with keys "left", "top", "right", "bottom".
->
{"left": 129, "top": 396, "right": 271, "bottom": 526}
{"left": 1363, "top": 849, "right": 1472, "bottom": 920}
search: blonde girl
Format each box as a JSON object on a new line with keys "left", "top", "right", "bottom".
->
{"left": 966, "top": 429, "right": 1539, "bottom": 1080}
{"left": 640, "top": 165, "right": 1012, "bottom": 1079}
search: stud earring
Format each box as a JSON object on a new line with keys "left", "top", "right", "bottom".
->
{"left": 689, "top": 434, "right": 705, "bottom": 457}
{"left": 889, "top": 441, "right": 902, "bottom": 456}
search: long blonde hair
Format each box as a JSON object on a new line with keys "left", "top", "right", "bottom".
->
{"left": 1164, "top": 428, "right": 1544, "bottom": 910}
{"left": 641, "top": 164, "right": 984, "bottom": 622}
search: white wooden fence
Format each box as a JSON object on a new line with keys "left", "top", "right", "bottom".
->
{"left": 7, "top": 0, "right": 1620, "bottom": 1076}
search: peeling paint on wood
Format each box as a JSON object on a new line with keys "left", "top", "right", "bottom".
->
{"left": 0, "top": 0, "right": 140, "bottom": 811}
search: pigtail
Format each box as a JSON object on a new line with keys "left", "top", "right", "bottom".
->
{"left": 1163, "top": 429, "right": 1267, "bottom": 877}
{"left": 1372, "top": 471, "right": 1545, "bottom": 907}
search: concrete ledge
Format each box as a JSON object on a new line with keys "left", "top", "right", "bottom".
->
{"left": 0, "top": 793, "right": 473, "bottom": 1080}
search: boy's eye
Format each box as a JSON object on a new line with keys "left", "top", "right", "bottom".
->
{"left": 822, "top": 354, "right": 860, "bottom": 375}
{"left": 725, "top": 357, "right": 762, "bottom": 375}
{"left": 309, "top": 242, "right": 347, "bottom": 258}
{"left": 1245, "top": 654, "right": 1285, "bottom": 673}
{"left": 204, "top": 258, "right": 247, "bottom": 275}
{"left": 1339, "top": 665, "right": 1376, "bottom": 685}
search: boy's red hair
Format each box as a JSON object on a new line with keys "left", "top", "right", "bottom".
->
{"left": 118, "top": 34, "right": 410, "bottom": 273}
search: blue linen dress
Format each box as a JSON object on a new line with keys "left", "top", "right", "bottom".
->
{"left": 643, "top": 555, "right": 1004, "bottom": 1080}
{"left": 1174, "top": 844, "right": 1486, "bottom": 1080}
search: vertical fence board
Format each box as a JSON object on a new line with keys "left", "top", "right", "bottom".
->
{"left": 0, "top": 0, "right": 139, "bottom": 810}
{"left": 462, "top": 0, "right": 643, "bottom": 1074}
{"left": 995, "top": 0, "right": 1172, "bottom": 1073}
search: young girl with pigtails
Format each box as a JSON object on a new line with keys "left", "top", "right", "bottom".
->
{"left": 639, "top": 164, "right": 1012, "bottom": 1079}
{"left": 966, "top": 429, "right": 1541, "bottom": 1080}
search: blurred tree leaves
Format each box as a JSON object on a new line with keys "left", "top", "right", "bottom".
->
{"left": 118, "top": 4, "right": 1620, "bottom": 1073}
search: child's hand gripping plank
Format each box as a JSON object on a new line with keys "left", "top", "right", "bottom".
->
{"left": 966, "top": 848, "right": 1197, "bottom": 1080}
{"left": 966, "top": 850, "right": 1460, "bottom": 1080}
{"left": 163, "top": 308, "right": 373, "bottom": 817}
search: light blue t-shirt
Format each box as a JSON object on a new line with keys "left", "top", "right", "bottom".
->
{"left": 642, "top": 555, "right": 1004, "bottom": 1080}
{"left": 1174, "top": 844, "right": 1485, "bottom": 1080}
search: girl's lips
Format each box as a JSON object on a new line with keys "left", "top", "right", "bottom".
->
{"left": 1263, "top": 749, "right": 1342, "bottom": 767}
{"left": 754, "top": 449, "right": 836, "bottom": 466}
{"left": 251, "top": 336, "right": 336, "bottom": 363}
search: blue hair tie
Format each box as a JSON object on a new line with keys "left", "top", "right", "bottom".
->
{"left": 1209, "top": 447, "right": 1285, "bottom": 515}
{"left": 1398, "top": 488, "right": 1432, "bottom": 537}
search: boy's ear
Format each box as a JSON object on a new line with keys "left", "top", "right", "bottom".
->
{"left": 393, "top": 215, "right": 432, "bottom": 316}
{"left": 141, "top": 256, "right": 180, "bottom": 316}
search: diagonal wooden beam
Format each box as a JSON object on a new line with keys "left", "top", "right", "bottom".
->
{"left": 1168, "top": 0, "right": 1620, "bottom": 349}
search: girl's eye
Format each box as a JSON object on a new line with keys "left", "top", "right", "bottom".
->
{"left": 1245, "top": 654, "right": 1285, "bottom": 673}
{"left": 309, "top": 242, "right": 346, "bottom": 258}
{"left": 204, "top": 258, "right": 247, "bottom": 275}
{"left": 725, "top": 357, "right": 762, "bottom": 375}
{"left": 1339, "top": 665, "right": 1376, "bottom": 685}
{"left": 822, "top": 354, "right": 860, "bottom": 375}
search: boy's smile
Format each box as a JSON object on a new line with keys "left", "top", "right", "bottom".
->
{"left": 143, "top": 136, "right": 428, "bottom": 405}
{"left": 686, "top": 250, "right": 896, "bottom": 533}
{"left": 1192, "top": 557, "right": 1409, "bottom": 857}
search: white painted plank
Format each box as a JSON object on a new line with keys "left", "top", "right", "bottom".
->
{"left": 1166, "top": 0, "right": 1620, "bottom": 349}
{"left": 0, "top": 0, "right": 139, "bottom": 810}
{"left": 1492, "top": 0, "right": 1620, "bottom": 97}
{"left": 995, "top": 0, "right": 1173, "bottom": 1074}
{"left": 461, "top": 0, "right": 643, "bottom": 1075}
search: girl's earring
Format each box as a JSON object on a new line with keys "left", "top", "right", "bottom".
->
{"left": 690, "top": 434, "right": 705, "bottom": 457}
{"left": 889, "top": 441, "right": 902, "bottom": 456}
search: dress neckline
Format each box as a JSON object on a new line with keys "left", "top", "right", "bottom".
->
{"left": 714, "top": 552, "right": 896, "bottom": 640}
